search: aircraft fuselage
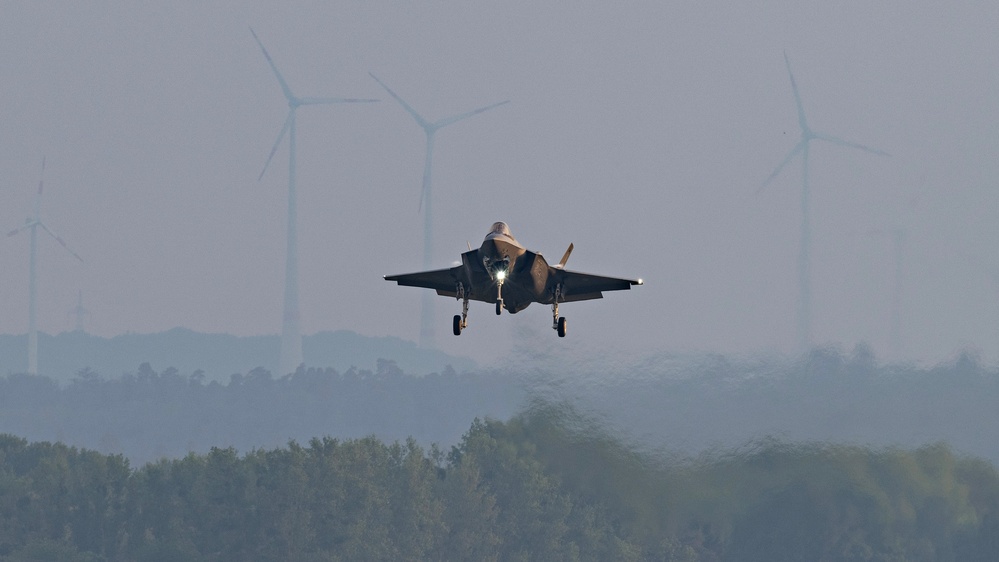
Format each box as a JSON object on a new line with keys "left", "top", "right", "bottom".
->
{"left": 456, "top": 223, "right": 558, "bottom": 313}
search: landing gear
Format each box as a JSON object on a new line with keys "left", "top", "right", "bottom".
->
{"left": 453, "top": 283, "right": 469, "bottom": 336}
{"left": 552, "top": 283, "right": 567, "bottom": 338}
{"left": 495, "top": 275, "right": 505, "bottom": 316}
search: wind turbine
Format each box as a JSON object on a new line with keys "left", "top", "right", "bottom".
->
{"left": 6, "top": 157, "right": 83, "bottom": 375}
{"left": 251, "top": 28, "right": 378, "bottom": 376}
{"left": 758, "top": 52, "right": 889, "bottom": 354}
{"left": 369, "top": 72, "right": 508, "bottom": 348}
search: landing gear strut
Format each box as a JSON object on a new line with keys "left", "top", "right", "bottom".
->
{"left": 552, "top": 283, "right": 567, "bottom": 338}
{"left": 453, "top": 283, "right": 469, "bottom": 336}
{"left": 495, "top": 276, "right": 505, "bottom": 316}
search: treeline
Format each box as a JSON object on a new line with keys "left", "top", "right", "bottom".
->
{"left": 0, "top": 328, "right": 477, "bottom": 383}
{"left": 1, "top": 405, "right": 999, "bottom": 561}
{"left": 524, "top": 345, "right": 999, "bottom": 466}
{"left": 5, "top": 345, "right": 999, "bottom": 469}
{"left": 0, "top": 362, "right": 523, "bottom": 466}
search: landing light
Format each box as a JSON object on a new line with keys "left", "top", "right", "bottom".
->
{"left": 496, "top": 270, "right": 506, "bottom": 281}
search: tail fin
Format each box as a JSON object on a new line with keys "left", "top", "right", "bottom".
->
{"left": 557, "top": 243, "right": 574, "bottom": 268}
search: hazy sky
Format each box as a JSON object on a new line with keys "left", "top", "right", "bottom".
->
{"left": 1, "top": 2, "right": 997, "bottom": 366}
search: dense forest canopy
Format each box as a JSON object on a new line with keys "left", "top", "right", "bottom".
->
{"left": 1, "top": 345, "right": 999, "bottom": 559}
{"left": 1, "top": 406, "right": 999, "bottom": 561}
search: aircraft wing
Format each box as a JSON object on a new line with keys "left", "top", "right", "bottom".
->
{"left": 385, "top": 267, "right": 462, "bottom": 297}
{"left": 554, "top": 269, "right": 643, "bottom": 302}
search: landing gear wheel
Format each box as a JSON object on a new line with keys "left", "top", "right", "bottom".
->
{"left": 495, "top": 300, "right": 503, "bottom": 315}
{"left": 454, "top": 282, "right": 469, "bottom": 335}
{"left": 557, "top": 316, "right": 567, "bottom": 338}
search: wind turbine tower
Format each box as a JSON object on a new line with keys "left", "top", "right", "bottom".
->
{"left": 251, "top": 29, "right": 378, "bottom": 376}
{"left": 6, "top": 158, "right": 83, "bottom": 374}
{"left": 758, "top": 52, "right": 889, "bottom": 354}
{"left": 369, "top": 73, "right": 508, "bottom": 348}
{"left": 70, "top": 289, "right": 90, "bottom": 333}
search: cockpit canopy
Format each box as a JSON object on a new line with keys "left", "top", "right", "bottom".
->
{"left": 486, "top": 221, "right": 520, "bottom": 244}
{"left": 489, "top": 221, "right": 512, "bottom": 237}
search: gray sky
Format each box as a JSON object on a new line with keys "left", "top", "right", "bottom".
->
{"left": 1, "top": 2, "right": 997, "bottom": 366}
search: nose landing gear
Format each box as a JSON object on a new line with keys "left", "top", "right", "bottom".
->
{"left": 495, "top": 274, "right": 505, "bottom": 316}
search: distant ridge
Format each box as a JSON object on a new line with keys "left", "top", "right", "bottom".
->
{"left": 0, "top": 328, "right": 476, "bottom": 382}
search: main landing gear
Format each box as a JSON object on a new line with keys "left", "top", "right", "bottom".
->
{"left": 552, "top": 283, "right": 567, "bottom": 338}
{"left": 453, "top": 283, "right": 469, "bottom": 336}
{"left": 452, "top": 280, "right": 568, "bottom": 338}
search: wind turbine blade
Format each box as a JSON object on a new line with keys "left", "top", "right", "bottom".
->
{"left": 7, "top": 222, "right": 32, "bottom": 237}
{"left": 250, "top": 27, "right": 296, "bottom": 102}
{"left": 757, "top": 141, "right": 805, "bottom": 194}
{"left": 434, "top": 100, "right": 509, "bottom": 129}
{"left": 298, "top": 96, "right": 379, "bottom": 105}
{"left": 38, "top": 222, "right": 83, "bottom": 263}
{"left": 783, "top": 51, "right": 808, "bottom": 133}
{"left": 814, "top": 132, "right": 890, "bottom": 157}
{"left": 259, "top": 110, "right": 294, "bottom": 180}
{"left": 369, "top": 73, "right": 431, "bottom": 129}
{"left": 37, "top": 156, "right": 45, "bottom": 195}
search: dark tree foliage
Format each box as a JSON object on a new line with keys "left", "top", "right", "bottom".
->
{"left": 3, "top": 351, "right": 999, "bottom": 560}
{"left": 1, "top": 407, "right": 999, "bottom": 561}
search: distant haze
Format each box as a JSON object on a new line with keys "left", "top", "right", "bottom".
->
{"left": 1, "top": 3, "right": 997, "bottom": 367}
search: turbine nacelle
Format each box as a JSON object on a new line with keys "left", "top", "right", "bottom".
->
{"left": 252, "top": 28, "right": 379, "bottom": 182}
{"left": 758, "top": 52, "right": 890, "bottom": 195}
{"left": 368, "top": 72, "right": 508, "bottom": 211}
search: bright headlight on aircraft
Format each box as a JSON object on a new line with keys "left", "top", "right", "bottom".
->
{"left": 496, "top": 270, "right": 506, "bottom": 281}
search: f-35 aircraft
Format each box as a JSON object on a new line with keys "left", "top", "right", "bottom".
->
{"left": 385, "top": 222, "right": 643, "bottom": 337}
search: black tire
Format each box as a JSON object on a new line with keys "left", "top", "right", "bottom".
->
{"left": 557, "top": 316, "right": 567, "bottom": 337}
{"left": 453, "top": 315, "right": 462, "bottom": 336}
{"left": 496, "top": 301, "right": 503, "bottom": 315}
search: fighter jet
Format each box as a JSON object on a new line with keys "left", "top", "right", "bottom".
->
{"left": 385, "top": 222, "right": 643, "bottom": 337}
